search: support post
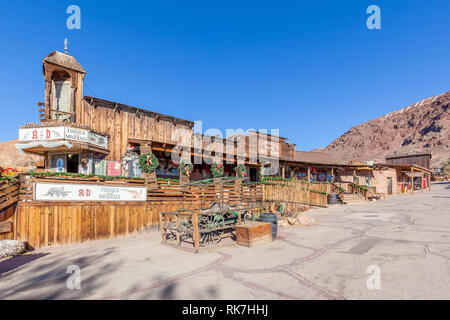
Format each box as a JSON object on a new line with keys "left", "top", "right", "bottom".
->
{"left": 428, "top": 173, "right": 431, "bottom": 191}
{"left": 421, "top": 171, "right": 424, "bottom": 192}
{"left": 411, "top": 168, "right": 414, "bottom": 194}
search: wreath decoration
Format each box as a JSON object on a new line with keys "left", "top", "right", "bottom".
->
{"left": 211, "top": 162, "right": 224, "bottom": 178}
{"left": 234, "top": 164, "right": 246, "bottom": 178}
{"left": 179, "top": 160, "right": 193, "bottom": 177}
{"left": 138, "top": 152, "right": 159, "bottom": 174}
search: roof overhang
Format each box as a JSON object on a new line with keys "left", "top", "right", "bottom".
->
{"left": 16, "top": 140, "right": 110, "bottom": 156}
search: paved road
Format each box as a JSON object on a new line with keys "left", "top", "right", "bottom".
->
{"left": 0, "top": 183, "right": 449, "bottom": 299}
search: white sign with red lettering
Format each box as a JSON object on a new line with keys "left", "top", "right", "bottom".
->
{"left": 35, "top": 182, "right": 147, "bottom": 201}
{"left": 19, "top": 127, "right": 65, "bottom": 141}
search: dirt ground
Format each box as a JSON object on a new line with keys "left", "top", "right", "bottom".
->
{"left": 0, "top": 182, "right": 449, "bottom": 300}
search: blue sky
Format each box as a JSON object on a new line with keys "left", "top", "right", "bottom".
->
{"left": 0, "top": 1, "right": 449, "bottom": 150}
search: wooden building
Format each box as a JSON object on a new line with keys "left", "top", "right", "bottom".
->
{"left": 16, "top": 49, "right": 193, "bottom": 178}
{"left": 13, "top": 46, "right": 435, "bottom": 189}
{"left": 385, "top": 152, "right": 432, "bottom": 169}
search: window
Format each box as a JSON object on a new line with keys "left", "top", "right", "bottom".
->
{"left": 53, "top": 80, "right": 71, "bottom": 119}
{"left": 51, "top": 154, "right": 67, "bottom": 173}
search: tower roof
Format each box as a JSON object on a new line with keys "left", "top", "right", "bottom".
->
{"left": 43, "top": 51, "right": 85, "bottom": 73}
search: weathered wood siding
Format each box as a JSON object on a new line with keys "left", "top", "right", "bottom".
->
{"left": 15, "top": 201, "right": 192, "bottom": 249}
{"left": 0, "top": 205, "right": 16, "bottom": 241}
{"left": 386, "top": 154, "right": 431, "bottom": 169}
{"left": 76, "top": 99, "right": 193, "bottom": 161}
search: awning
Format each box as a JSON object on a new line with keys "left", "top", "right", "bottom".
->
{"left": 15, "top": 141, "right": 73, "bottom": 155}
{"left": 15, "top": 140, "right": 110, "bottom": 155}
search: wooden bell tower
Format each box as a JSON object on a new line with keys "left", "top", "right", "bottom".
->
{"left": 42, "top": 39, "right": 86, "bottom": 123}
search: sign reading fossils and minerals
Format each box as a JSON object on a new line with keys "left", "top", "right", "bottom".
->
{"left": 34, "top": 182, "right": 147, "bottom": 201}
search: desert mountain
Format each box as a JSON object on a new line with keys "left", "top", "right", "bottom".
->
{"left": 315, "top": 91, "right": 450, "bottom": 171}
{"left": 0, "top": 139, "right": 43, "bottom": 170}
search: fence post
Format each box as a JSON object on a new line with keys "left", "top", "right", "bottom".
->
{"left": 175, "top": 214, "right": 180, "bottom": 245}
{"left": 192, "top": 212, "right": 199, "bottom": 251}
{"left": 160, "top": 213, "right": 166, "bottom": 243}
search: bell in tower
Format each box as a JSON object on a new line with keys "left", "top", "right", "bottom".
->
{"left": 42, "top": 38, "right": 85, "bottom": 122}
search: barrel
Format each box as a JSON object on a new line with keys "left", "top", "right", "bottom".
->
{"left": 327, "top": 193, "right": 338, "bottom": 204}
{"left": 259, "top": 213, "right": 278, "bottom": 240}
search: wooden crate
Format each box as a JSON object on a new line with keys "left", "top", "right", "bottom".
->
{"left": 236, "top": 221, "right": 272, "bottom": 247}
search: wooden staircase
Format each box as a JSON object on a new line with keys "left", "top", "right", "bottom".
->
{"left": 342, "top": 193, "right": 366, "bottom": 204}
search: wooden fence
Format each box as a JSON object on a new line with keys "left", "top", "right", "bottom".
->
{"left": 15, "top": 201, "right": 195, "bottom": 249}
{"left": 262, "top": 181, "right": 328, "bottom": 209}
{"left": 11, "top": 175, "right": 328, "bottom": 249}
{"left": 0, "top": 180, "right": 20, "bottom": 240}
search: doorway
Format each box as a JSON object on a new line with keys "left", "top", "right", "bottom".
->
{"left": 249, "top": 167, "right": 258, "bottom": 182}
{"left": 387, "top": 177, "right": 392, "bottom": 195}
{"left": 67, "top": 154, "right": 79, "bottom": 173}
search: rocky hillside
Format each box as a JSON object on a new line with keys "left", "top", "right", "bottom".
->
{"left": 0, "top": 139, "right": 43, "bottom": 170}
{"left": 315, "top": 91, "right": 450, "bottom": 170}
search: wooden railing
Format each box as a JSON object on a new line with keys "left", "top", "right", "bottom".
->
{"left": 0, "top": 179, "right": 20, "bottom": 211}
{"left": 0, "top": 179, "right": 20, "bottom": 240}
{"left": 348, "top": 183, "right": 377, "bottom": 199}
{"left": 38, "top": 105, "right": 72, "bottom": 122}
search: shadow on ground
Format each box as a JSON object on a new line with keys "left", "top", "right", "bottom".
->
{"left": 0, "top": 253, "right": 49, "bottom": 275}
{"left": 0, "top": 246, "right": 123, "bottom": 299}
{"left": 102, "top": 274, "right": 220, "bottom": 300}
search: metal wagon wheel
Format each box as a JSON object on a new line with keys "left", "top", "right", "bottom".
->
{"left": 178, "top": 218, "right": 194, "bottom": 240}
{"left": 243, "top": 210, "right": 257, "bottom": 223}
{"left": 165, "top": 218, "right": 178, "bottom": 240}
{"left": 199, "top": 214, "right": 225, "bottom": 247}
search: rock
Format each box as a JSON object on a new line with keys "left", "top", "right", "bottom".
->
{"left": 286, "top": 217, "right": 298, "bottom": 226}
{"left": 278, "top": 219, "right": 290, "bottom": 228}
{"left": 296, "top": 215, "right": 316, "bottom": 226}
{"left": 0, "top": 240, "right": 26, "bottom": 259}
